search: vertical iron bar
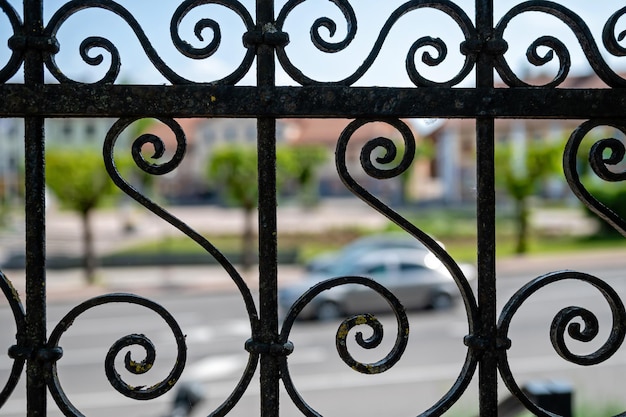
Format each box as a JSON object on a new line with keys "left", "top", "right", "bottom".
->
{"left": 255, "top": 0, "right": 280, "bottom": 415}
{"left": 475, "top": 1, "right": 498, "bottom": 416}
{"left": 23, "top": 0, "right": 47, "bottom": 416}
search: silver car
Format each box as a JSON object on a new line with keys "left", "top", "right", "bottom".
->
{"left": 304, "top": 233, "right": 442, "bottom": 274}
{"left": 280, "top": 246, "right": 475, "bottom": 321}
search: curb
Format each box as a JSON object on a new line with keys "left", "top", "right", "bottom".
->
{"left": 4, "top": 248, "right": 626, "bottom": 305}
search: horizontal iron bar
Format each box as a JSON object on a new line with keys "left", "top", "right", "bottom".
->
{"left": 0, "top": 84, "right": 623, "bottom": 119}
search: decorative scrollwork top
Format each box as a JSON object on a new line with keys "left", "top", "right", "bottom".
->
{"left": 0, "top": 0, "right": 25, "bottom": 83}
{"left": 494, "top": 1, "right": 626, "bottom": 87}
{"left": 43, "top": 0, "right": 255, "bottom": 84}
{"left": 170, "top": 0, "right": 256, "bottom": 84}
{"left": 275, "top": 0, "right": 477, "bottom": 86}
{"left": 603, "top": 6, "right": 626, "bottom": 57}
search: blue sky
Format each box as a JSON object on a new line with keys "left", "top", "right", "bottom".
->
{"left": 1, "top": 0, "right": 625, "bottom": 86}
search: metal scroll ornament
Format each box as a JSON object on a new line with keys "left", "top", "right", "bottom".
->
{"left": 103, "top": 117, "right": 260, "bottom": 415}
{"left": 4, "top": 1, "right": 626, "bottom": 87}
{"left": 45, "top": 294, "right": 187, "bottom": 416}
{"left": 0, "top": 0, "right": 24, "bottom": 84}
{"left": 0, "top": 272, "right": 26, "bottom": 408}
{"left": 275, "top": 0, "right": 477, "bottom": 86}
{"left": 495, "top": 120, "right": 626, "bottom": 416}
{"left": 278, "top": 276, "right": 409, "bottom": 417}
{"left": 498, "top": 271, "right": 626, "bottom": 417}
{"left": 493, "top": 2, "right": 626, "bottom": 87}
{"left": 564, "top": 120, "right": 626, "bottom": 236}
{"left": 42, "top": 0, "right": 255, "bottom": 85}
{"left": 331, "top": 119, "right": 479, "bottom": 415}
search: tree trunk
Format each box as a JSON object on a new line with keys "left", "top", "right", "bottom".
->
{"left": 514, "top": 197, "right": 529, "bottom": 255}
{"left": 81, "top": 209, "right": 97, "bottom": 284}
{"left": 241, "top": 205, "right": 256, "bottom": 270}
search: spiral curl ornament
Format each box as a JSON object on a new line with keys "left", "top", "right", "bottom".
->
{"left": 104, "top": 118, "right": 259, "bottom": 415}
{"left": 44, "top": 294, "right": 186, "bottom": 415}
{"left": 494, "top": 1, "right": 626, "bottom": 88}
{"left": 275, "top": 0, "right": 476, "bottom": 86}
{"left": 277, "top": 0, "right": 357, "bottom": 55}
{"left": 78, "top": 37, "right": 121, "bottom": 84}
{"left": 498, "top": 271, "right": 626, "bottom": 416}
{"left": 589, "top": 138, "right": 626, "bottom": 183}
{"left": 336, "top": 119, "right": 476, "bottom": 309}
{"left": 406, "top": 36, "right": 451, "bottom": 87}
{"left": 564, "top": 120, "right": 626, "bottom": 237}
{"left": 0, "top": 271, "right": 26, "bottom": 408}
{"left": 336, "top": 119, "right": 479, "bottom": 415}
{"left": 0, "top": 0, "right": 24, "bottom": 83}
{"left": 335, "top": 313, "right": 390, "bottom": 374}
{"left": 278, "top": 276, "right": 409, "bottom": 416}
{"left": 603, "top": 6, "right": 626, "bottom": 57}
{"left": 171, "top": 0, "right": 256, "bottom": 85}
{"left": 44, "top": 0, "right": 254, "bottom": 85}
{"left": 104, "top": 117, "right": 256, "bottom": 318}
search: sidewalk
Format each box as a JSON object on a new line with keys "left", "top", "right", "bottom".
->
{"left": 4, "top": 248, "right": 626, "bottom": 305}
{"left": 3, "top": 264, "right": 306, "bottom": 304}
{"left": 2, "top": 203, "right": 625, "bottom": 304}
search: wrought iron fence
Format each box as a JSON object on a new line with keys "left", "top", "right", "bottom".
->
{"left": 1, "top": 0, "right": 626, "bottom": 416}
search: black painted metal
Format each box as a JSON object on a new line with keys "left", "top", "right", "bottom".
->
{"left": 1, "top": 0, "right": 626, "bottom": 416}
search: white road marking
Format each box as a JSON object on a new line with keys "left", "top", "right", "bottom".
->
{"left": 5, "top": 353, "right": 625, "bottom": 413}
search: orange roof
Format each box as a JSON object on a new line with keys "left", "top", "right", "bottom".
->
{"left": 282, "top": 118, "right": 420, "bottom": 146}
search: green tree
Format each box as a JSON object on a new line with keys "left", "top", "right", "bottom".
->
{"left": 495, "top": 138, "right": 563, "bottom": 254}
{"left": 208, "top": 146, "right": 258, "bottom": 270}
{"left": 207, "top": 144, "right": 327, "bottom": 269}
{"left": 46, "top": 149, "right": 127, "bottom": 284}
{"left": 279, "top": 145, "right": 327, "bottom": 206}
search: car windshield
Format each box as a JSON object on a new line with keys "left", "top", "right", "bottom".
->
{"left": 321, "top": 248, "right": 434, "bottom": 278}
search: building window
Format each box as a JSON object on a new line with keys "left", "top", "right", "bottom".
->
{"left": 245, "top": 126, "right": 256, "bottom": 142}
{"left": 85, "top": 122, "right": 96, "bottom": 137}
{"left": 204, "top": 129, "right": 216, "bottom": 144}
{"left": 224, "top": 126, "right": 237, "bottom": 141}
{"left": 62, "top": 121, "right": 73, "bottom": 136}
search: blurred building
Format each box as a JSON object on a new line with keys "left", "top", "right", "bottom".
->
{"left": 1, "top": 70, "right": 621, "bottom": 207}
{"left": 427, "top": 71, "right": 626, "bottom": 203}
{"left": 0, "top": 118, "right": 129, "bottom": 203}
{"left": 280, "top": 118, "right": 435, "bottom": 205}
{"left": 144, "top": 117, "right": 433, "bottom": 206}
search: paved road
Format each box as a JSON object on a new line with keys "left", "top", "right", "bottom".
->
{"left": 1, "top": 202, "right": 625, "bottom": 416}
{"left": 2, "top": 261, "right": 626, "bottom": 417}
{"left": 3, "top": 245, "right": 626, "bottom": 306}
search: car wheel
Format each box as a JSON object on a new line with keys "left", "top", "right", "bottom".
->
{"left": 316, "top": 301, "right": 342, "bottom": 321}
{"left": 430, "top": 292, "right": 453, "bottom": 310}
